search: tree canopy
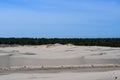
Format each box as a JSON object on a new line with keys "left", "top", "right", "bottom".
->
{"left": 0, "top": 38, "right": 120, "bottom": 47}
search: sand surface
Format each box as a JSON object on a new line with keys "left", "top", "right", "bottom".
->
{"left": 0, "top": 44, "right": 120, "bottom": 68}
{"left": 0, "top": 70, "right": 120, "bottom": 80}
{"left": 0, "top": 44, "right": 120, "bottom": 80}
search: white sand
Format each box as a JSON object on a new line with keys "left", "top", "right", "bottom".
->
{"left": 0, "top": 45, "right": 120, "bottom": 80}
{"left": 0, "top": 70, "right": 120, "bottom": 80}
{"left": 0, "top": 45, "right": 120, "bottom": 68}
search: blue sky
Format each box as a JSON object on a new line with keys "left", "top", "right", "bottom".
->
{"left": 0, "top": 0, "right": 120, "bottom": 38}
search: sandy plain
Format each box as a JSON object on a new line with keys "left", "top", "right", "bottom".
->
{"left": 0, "top": 44, "right": 120, "bottom": 80}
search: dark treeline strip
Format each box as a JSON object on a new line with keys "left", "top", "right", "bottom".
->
{"left": 0, "top": 38, "right": 120, "bottom": 47}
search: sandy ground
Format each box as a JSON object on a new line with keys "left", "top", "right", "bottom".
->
{"left": 0, "top": 44, "right": 120, "bottom": 68}
{"left": 0, "top": 70, "right": 120, "bottom": 80}
{"left": 0, "top": 44, "right": 120, "bottom": 80}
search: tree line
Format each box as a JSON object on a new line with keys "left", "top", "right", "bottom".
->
{"left": 0, "top": 38, "right": 120, "bottom": 47}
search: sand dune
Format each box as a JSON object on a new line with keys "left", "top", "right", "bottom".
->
{"left": 0, "top": 45, "right": 120, "bottom": 68}
{"left": 0, "top": 45, "right": 120, "bottom": 80}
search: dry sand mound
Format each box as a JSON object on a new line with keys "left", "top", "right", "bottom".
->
{"left": 0, "top": 45, "right": 120, "bottom": 69}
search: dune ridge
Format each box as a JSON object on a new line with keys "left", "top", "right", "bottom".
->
{"left": 0, "top": 45, "right": 120, "bottom": 70}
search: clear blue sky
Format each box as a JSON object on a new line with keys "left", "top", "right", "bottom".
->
{"left": 0, "top": 0, "right": 120, "bottom": 38}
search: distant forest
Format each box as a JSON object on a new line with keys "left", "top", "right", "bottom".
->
{"left": 0, "top": 38, "right": 120, "bottom": 47}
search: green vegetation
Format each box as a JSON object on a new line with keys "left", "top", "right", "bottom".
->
{"left": 0, "top": 38, "right": 120, "bottom": 47}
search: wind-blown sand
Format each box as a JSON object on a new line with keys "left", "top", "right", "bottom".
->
{"left": 0, "top": 44, "right": 120, "bottom": 80}
{"left": 0, "top": 44, "right": 120, "bottom": 68}
{"left": 0, "top": 70, "right": 120, "bottom": 80}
